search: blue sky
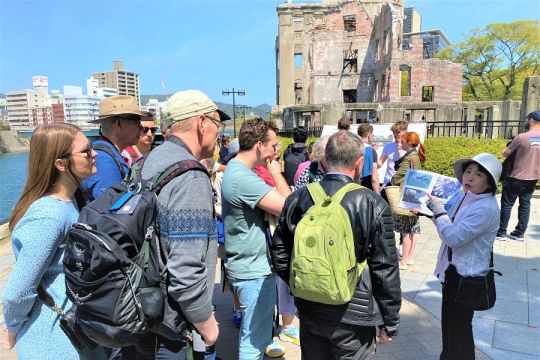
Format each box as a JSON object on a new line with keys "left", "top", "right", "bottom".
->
{"left": 0, "top": 0, "right": 538, "bottom": 106}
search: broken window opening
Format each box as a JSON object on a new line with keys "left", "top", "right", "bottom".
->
{"left": 400, "top": 65, "right": 411, "bottom": 96}
{"left": 343, "top": 49, "right": 358, "bottom": 74}
{"left": 422, "top": 86, "right": 434, "bottom": 102}
{"left": 294, "top": 16, "right": 304, "bottom": 31}
{"left": 344, "top": 15, "right": 356, "bottom": 32}
{"left": 295, "top": 83, "right": 302, "bottom": 104}
{"left": 402, "top": 38, "right": 411, "bottom": 50}
{"left": 375, "top": 40, "right": 380, "bottom": 60}
{"left": 343, "top": 89, "right": 357, "bottom": 103}
{"left": 381, "top": 74, "right": 386, "bottom": 98}
{"left": 294, "top": 53, "right": 303, "bottom": 68}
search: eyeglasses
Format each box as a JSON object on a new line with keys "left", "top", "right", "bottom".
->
{"left": 140, "top": 126, "right": 158, "bottom": 134}
{"left": 69, "top": 144, "right": 94, "bottom": 158}
{"left": 204, "top": 114, "right": 226, "bottom": 132}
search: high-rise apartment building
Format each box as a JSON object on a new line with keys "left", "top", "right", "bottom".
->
{"left": 0, "top": 98, "right": 9, "bottom": 126}
{"left": 6, "top": 76, "right": 52, "bottom": 129}
{"left": 92, "top": 61, "right": 140, "bottom": 105}
{"left": 403, "top": 7, "right": 421, "bottom": 33}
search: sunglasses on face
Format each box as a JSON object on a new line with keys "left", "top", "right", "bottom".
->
{"left": 140, "top": 126, "right": 158, "bottom": 134}
{"left": 69, "top": 144, "right": 94, "bottom": 158}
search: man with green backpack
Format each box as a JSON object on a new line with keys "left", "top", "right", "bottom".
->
{"left": 271, "top": 130, "right": 401, "bottom": 359}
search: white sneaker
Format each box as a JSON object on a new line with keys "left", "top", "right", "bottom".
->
{"left": 265, "top": 340, "right": 285, "bottom": 358}
{"left": 495, "top": 234, "right": 508, "bottom": 241}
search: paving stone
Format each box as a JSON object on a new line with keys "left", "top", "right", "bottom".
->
{"left": 472, "top": 317, "right": 496, "bottom": 348}
{"left": 492, "top": 320, "right": 540, "bottom": 356}
{"left": 476, "top": 298, "right": 529, "bottom": 325}
{"left": 374, "top": 352, "right": 398, "bottom": 359}
{"left": 402, "top": 271, "right": 428, "bottom": 283}
{"left": 400, "top": 279, "right": 424, "bottom": 300}
{"left": 413, "top": 298, "right": 441, "bottom": 319}
{"left": 528, "top": 290, "right": 540, "bottom": 327}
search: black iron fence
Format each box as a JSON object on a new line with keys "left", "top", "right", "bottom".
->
{"left": 426, "top": 120, "right": 525, "bottom": 140}
{"left": 279, "top": 120, "right": 525, "bottom": 140}
{"left": 278, "top": 126, "right": 323, "bottom": 138}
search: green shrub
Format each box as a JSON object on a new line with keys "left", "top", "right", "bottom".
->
{"left": 423, "top": 137, "right": 507, "bottom": 177}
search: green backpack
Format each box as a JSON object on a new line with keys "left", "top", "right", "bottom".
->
{"left": 290, "top": 182, "right": 367, "bottom": 305}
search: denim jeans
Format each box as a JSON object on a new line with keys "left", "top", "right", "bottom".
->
{"left": 498, "top": 178, "right": 537, "bottom": 236}
{"left": 229, "top": 273, "right": 276, "bottom": 360}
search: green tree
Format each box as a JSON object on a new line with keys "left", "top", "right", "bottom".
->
{"left": 438, "top": 20, "right": 540, "bottom": 101}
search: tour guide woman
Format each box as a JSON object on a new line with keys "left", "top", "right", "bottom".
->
{"left": 427, "top": 153, "right": 501, "bottom": 359}
{"left": 1, "top": 124, "right": 106, "bottom": 359}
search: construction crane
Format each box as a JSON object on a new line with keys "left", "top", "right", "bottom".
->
{"left": 160, "top": 75, "right": 169, "bottom": 100}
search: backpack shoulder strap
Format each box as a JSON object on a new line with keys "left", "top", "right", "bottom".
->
{"left": 125, "top": 156, "right": 146, "bottom": 188}
{"left": 93, "top": 142, "right": 127, "bottom": 178}
{"left": 148, "top": 159, "right": 209, "bottom": 194}
{"left": 305, "top": 181, "right": 328, "bottom": 204}
{"left": 331, "top": 183, "right": 363, "bottom": 205}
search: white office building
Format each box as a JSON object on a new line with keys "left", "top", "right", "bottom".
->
{"left": 86, "top": 77, "right": 118, "bottom": 98}
{"left": 63, "top": 86, "right": 100, "bottom": 129}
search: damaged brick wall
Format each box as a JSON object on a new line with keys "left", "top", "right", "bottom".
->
{"left": 276, "top": 0, "right": 462, "bottom": 107}
{"left": 309, "top": 1, "right": 377, "bottom": 104}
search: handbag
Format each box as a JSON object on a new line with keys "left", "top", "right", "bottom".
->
{"left": 37, "top": 286, "right": 97, "bottom": 351}
{"left": 443, "top": 248, "right": 502, "bottom": 311}
{"left": 384, "top": 186, "right": 416, "bottom": 217}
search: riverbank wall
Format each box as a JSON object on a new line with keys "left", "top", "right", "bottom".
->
{"left": 0, "top": 131, "right": 30, "bottom": 153}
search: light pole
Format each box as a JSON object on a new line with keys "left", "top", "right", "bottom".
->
{"left": 237, "top": 105, "right": 251, "bottom": 125}
{"left": 222, "top": 88, "right": 245, "bottom": 137}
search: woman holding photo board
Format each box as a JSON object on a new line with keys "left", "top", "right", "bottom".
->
{"left": 390, "top": 131, "right": 426, "bottom": 269}
{"left": 426, "top": 153, "right": 501, "bottom": 359}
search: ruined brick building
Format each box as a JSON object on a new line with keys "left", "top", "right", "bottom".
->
{"left": 275, "top": 0, "right": 463, "bottom": 125}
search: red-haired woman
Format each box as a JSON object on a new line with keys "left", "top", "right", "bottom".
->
{"left": 391, "top": 131, "right": 426, "bottom": 269}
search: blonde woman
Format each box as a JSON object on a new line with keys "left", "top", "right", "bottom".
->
{"left": 1, "top": 124, "right": 106, "bottom": 359}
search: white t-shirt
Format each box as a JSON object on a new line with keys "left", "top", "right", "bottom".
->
{"left": 382, "top": 142, "right": 402, "bottom": 185}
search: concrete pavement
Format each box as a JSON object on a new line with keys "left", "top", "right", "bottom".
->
{"left": 1, "top": 190, "right": 539, "bottom": 359}
{"left": 400, "top": 190, "right": 540, "bottom": 360}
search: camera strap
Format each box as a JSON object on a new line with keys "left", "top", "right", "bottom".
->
{"left": 37, "top": 285, "right": 64, "bottom": 315}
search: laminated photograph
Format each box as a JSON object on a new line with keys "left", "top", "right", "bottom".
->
{"left": 399, "top": 169, "right": 462, "bottom": 216}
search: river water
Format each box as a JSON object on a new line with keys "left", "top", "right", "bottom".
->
{"left": 0, "top": 152, "right": 29, "bottom": 222}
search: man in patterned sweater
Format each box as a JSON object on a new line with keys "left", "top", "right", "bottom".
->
{"left": 137, "top": 90, "right": 230, "bottom": 358}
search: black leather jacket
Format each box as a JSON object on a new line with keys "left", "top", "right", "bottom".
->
{"left": 271, "top": 173, "right": 401, "bottom": 334}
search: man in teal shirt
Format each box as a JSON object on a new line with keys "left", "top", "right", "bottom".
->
{"left": 222, "top": 118, "right": 291, "bottom": 359}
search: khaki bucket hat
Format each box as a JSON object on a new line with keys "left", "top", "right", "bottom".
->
{"left": 89, "top": 95, "right": 142, "bottom": 123}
